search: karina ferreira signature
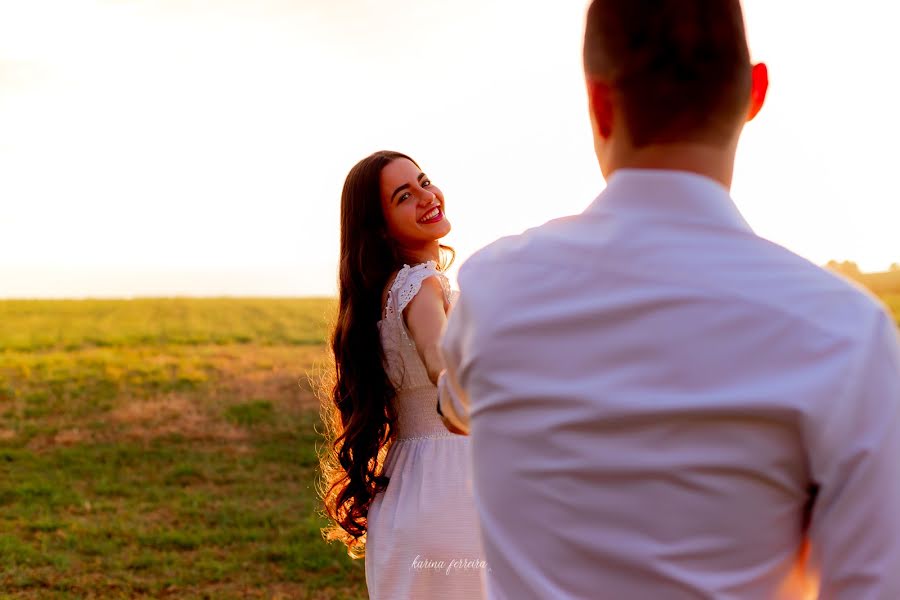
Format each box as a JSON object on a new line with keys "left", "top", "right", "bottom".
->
{"left": 409, "top": 555, "right": 491, "bottom": 575}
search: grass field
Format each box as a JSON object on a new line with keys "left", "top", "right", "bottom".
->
{"left": 0, "top": 298, "right": 365, "bottom": 599}
{"left": 0, "top": 289, "right": 897, "bottom": 598}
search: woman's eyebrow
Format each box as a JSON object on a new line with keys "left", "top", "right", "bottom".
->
{"left": 391, "top": 183, "right": 410, "bottom": 203}
{"left": 392, "top": 173, "right": 427, "bottom": 203}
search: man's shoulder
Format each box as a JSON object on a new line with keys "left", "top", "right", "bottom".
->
{"left": 811, "top": 267, "right": 892, "bottom": 335}
{"left": 742, "top": 238, "right": 890, "bottom": 340}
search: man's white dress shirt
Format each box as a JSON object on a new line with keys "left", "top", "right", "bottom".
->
{"left": 438, "top": 169, "right": 900, "bottom": 599}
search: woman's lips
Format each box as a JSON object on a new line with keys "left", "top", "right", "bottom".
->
{"left": 418, "top": 207, "right": 443, "bottom": 224}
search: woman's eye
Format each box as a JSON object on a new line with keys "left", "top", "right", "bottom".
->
{"left": 422, "top": 180, "right": 431, "bottom": 187}
{"left": 399, "top": 192, "right": 410, "bottom": 202}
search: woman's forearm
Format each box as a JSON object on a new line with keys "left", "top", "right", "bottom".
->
{"left": 420, "top": 342, "right": 446, "bottom": 386}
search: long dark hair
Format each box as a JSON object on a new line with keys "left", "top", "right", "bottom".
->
{"left": 319, "top": 150, "right": 453, "bottom": 558}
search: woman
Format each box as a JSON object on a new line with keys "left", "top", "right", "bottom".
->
{"left": 320, "top": 151, "right": 485, "bottom": 599}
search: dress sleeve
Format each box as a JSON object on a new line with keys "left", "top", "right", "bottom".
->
{"left": 388, "top": 261, "right": 450, "bottom": 318}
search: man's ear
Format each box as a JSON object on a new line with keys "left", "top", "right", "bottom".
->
{"left": 586, "top": 78, "right": 614, "bottom": 139}
{"left": 747, "top": 62, "right": 768, "bottom": 122}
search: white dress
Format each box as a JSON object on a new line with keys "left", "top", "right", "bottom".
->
{"left": 365, "top": 261, "right": 486, "bottom": 600}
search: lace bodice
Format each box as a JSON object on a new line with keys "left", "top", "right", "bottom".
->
{"left": 378, "top": 261, "right": 454, "bottom": 439}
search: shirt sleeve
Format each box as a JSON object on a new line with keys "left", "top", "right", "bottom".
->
{"left": 437, "top": 291, "right": 472, "bottom": 435}
{"left": 808, "top": 311, "right": 900, "bottom": 598}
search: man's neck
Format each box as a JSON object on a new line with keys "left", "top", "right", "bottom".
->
{"left": 604, "top": 141, "right": 738, "bottom": 190}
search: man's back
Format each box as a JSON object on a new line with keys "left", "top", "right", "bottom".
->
{"left": 443, "top": 170, "right": 900, "bottom": 599}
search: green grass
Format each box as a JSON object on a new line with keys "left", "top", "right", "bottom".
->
{"left": 0, "top": 432, "right": 364, "bottom": 597}
{"left": 0, "top": 298, "right": 362, "bottom": 599}
{"left": 0, "top": 297, "right": 335, "bottom": 352}
{"left": 225, "top": 401, "right": 276, "bottom": 427}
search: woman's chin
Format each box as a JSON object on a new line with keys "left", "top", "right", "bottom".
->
{"left": 434, "top": 221, "right": 452, "bottom": 240}
{"left": 419, "top": 220, "right": 451, "bottom": 241}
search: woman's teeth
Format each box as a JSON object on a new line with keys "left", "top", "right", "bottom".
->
{"left": 419, "top": 207, "right": 440, "bottom": 223}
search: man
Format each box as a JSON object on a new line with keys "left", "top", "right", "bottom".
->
{"left": 437, "top": 0, "right": 900, "bottom": 598}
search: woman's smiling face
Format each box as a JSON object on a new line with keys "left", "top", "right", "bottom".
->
{"left": 379, "top": 158, "right": 451, "bottom": 249}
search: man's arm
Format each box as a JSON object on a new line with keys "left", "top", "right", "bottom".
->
{"left": 437, "top": 291, "right": 471, "bottom": 435}
{"left": 437, "top": 366, "right": 470, "bottom": 435}
{"left": 808, "top": 312, "right": 900, "bottom": 598}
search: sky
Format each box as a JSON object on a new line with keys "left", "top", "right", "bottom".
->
{"left": 0, "top": 0, "right": 898, "bottom": 298}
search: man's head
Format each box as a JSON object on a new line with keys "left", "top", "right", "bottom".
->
{"left": 583, "top": 0, "right": 768, "bottom": 180}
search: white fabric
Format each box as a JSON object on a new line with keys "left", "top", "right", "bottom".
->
{"left": 439, "top": 169, "right": 900, "bottom": 600}
{"left": 381, "top": 261, "right": 453, "bottom": 395}
{"left": 365, "top": 261, "right": 486, "bottom": 599}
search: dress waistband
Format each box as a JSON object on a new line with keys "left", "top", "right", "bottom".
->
{"left": 392, "top": 386, "right": 455, "bottom": 440}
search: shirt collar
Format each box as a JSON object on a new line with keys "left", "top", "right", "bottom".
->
{"left": 585, "top": 168, "right": 754, "bottom": 234}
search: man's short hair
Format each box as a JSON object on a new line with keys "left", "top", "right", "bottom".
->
{"left": 583, "top": 0, "right": 752, "bottom": 147}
